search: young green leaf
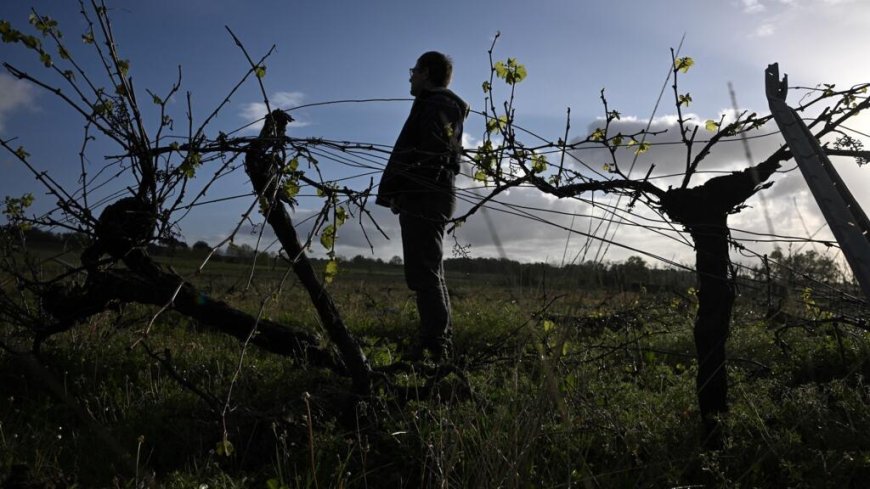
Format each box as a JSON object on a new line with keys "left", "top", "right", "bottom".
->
{"left": 610, "top": 134, "right": 624, "bottom": 147}
{"left": 22, "top": 35, "right": 41, "bottom": 50}
{"left": 531, "top": 154, "right": 547, "bottom": 173}
{"left": 117, "top": 59, "right": 130, "bottom": 77}
{"left": 324, "top": 259, "right": 339, "bottom": 284}
{"left": 494, "top": 61, "right": 507, "bottom": 79}
{"left": 179, "top": 152, "right": 202, "bottom": 178}
{"left": 494, "top": 58, "right": 527, "bottom": 84}
{"left": 1, "top": 21, "right": 22, "bottom": 43}
{"left": 282, "top": 179, "right": 300, "bottom": 199}
{"left": 485, "top": 115, "right": 508, "bottom": 134}
{"left": 335, "top": 206, "right": 347, "bottom": 227}
{"left": 674, "top": 56, "right": 695, "bottom": 73}
{"left": 216, "top": 439, "right": 234, "bottom": 457}
{"left": 542, "top": 319, "right": 555, "bottom": 333}
{"left": 678, "top": 93, "right": 692, "bottom": 107}
{"left": 320, "top": 224, "right": 336, "bottom": 250}
{"left": 255, "top": 65, "right": 266, "bottom": 78}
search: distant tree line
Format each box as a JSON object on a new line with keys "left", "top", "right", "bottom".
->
{"left": 9, "top": 226, "right": 846, "bottom": 295}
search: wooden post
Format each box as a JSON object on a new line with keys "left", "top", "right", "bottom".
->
{"left": 766, "top": 63, "right": 870, "bottom": 301}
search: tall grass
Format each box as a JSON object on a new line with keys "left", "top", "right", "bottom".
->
{"left": 1, "top": 259, "right": 868, "bottom": 487}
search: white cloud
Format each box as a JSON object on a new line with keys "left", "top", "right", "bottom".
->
{"left": 754, "top": 23, "right": 776, "bottom": 37}
{"left": 742, "top": 0, "right": 766, "bottom": 13}
{"left": 0, "top": 74, "right": 37, "bottom": 133}
{"left": 239, "top": 91, "right": 310, "bottom": 131}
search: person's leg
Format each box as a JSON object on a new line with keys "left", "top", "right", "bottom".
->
{"left": 399, "top": 196, "right": 453, "bottom": 359}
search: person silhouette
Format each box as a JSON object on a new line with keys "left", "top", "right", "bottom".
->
{"left": 376, "top": 51, "right": 468, "bottom": 361}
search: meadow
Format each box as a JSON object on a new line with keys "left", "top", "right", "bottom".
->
{"left": 1, "top": 249, "right": 869, "bottom": 488}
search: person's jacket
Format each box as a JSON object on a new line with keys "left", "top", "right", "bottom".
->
{"left": 376, "top": 88, "right": 468, "bottom": 207}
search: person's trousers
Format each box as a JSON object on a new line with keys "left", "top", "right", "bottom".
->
{"left": 399, "top": 193, "right": 455, "bottom": 353}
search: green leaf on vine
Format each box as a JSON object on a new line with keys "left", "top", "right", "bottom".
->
{"left": 320, "top": 224, "right": 336, "bottom": 250}
{"left": 531, "top": 154, "right": 547, "bottom": 173}
{"left": 678, "top": 93, "right": 692, "bottom": 107}
{"left": 674, "top": 57, "right": 694, "bottom": 73}
{"left": 0, "top": 21, "right": 21, "bottom": 43}
{"left": 610, "top": 134, "right": 623, "bottom": 147}
{"left": 486, "top": 115, "right": 508, "bottom": 134}
{"left": 494, "top": 58, "right": 527, "bottom": 85}
{"left": 22, "top": 35, "right": 41, "bottom": 50}
{"left": 215, "top": 439, "right": 234, "bottom": 457}
{"left": 324, "top": 259, "right": 339, "bottom": 284}
{"left": 117, "top": 59, "right": 130, "bottom": 77}
{"left": 282, "top": 179, "right": 300, "bottom": 199}
{"left": 335, "top": 206, "right": 347, "bottom": 227}
{"left": 179, "top": 152, "right": 201, "bottom": 178}
{"left": 494, "top": 61, "right": 507, "bottom": 79}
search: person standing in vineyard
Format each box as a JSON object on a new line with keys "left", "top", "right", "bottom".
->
{"left": 376, "top": 51, "right": 468, "bottom": 361}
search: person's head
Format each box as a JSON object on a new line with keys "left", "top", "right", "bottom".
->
{"left": 409, "top": 51, "right": 453, "bottom": 96}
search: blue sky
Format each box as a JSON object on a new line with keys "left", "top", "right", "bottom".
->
{"left": 2, "top": 0, "right": 869, "bottom": 268}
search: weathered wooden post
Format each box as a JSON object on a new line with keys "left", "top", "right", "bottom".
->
{"left": 766, "top": 63, "right": 870, "bottom": 301}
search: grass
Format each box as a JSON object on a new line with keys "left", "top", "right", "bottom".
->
{"left": 1, "top": 257, "right": 869, "bottom": 487}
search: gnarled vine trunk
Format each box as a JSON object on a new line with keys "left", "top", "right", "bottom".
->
{"left": 661, "top": 159, "right": 780, "bottom": 444}
{"left": 243, "top": 110, "right": 372, "bottom": 394}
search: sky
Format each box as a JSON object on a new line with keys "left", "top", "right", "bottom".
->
{"left": 1, "top": 0, "right": 869, "bottom": 272}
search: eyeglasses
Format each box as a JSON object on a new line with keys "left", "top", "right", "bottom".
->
{"left": 409, "top": 67, "right": 421, "bottom": 76}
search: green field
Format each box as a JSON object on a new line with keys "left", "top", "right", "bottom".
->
{"left": 1, "top": 251, "right": 869, "bottom": 488}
